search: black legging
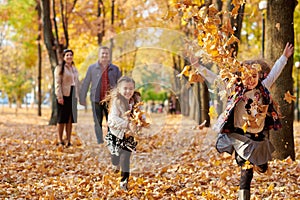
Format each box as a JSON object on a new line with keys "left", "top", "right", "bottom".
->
{"left": 111, "top": 149, "right": 131, "bottom": 181}
{"left": 235, "top": 153, "right": 268, "bottom": 190}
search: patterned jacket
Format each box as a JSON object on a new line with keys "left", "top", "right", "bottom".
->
{"left": 215, "top": 81, "right": 282, "bottom": 134}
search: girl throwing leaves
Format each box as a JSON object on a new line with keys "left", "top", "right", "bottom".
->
{"left": 193, "top": 42, "right": 294, "bottom": 200}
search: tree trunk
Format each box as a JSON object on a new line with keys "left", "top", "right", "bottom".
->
{"left": 201, "top": 82, "right": 210, "bottom": 126}
{"left": 189, "top": 84, "right": 199, "bottom": 120}
{"left": 227, "top": 0, "right": 245, "bottom": 57}
{"left": 196, "top": 83, "right": 201, "bottom": 124}
{"left": 36, "top": 0, "right": 42, "bottom": 116}
{"left": 41, "top": 0, "right": 58, "bottom": 125}
{"left": 97, "top": 0, "right": 105, "bottom": 45}
{"left": 267, "top": 0, "right": 296, "bottom": 160}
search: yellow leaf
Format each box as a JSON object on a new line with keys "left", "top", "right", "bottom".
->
{"left": 225, "top": 35, "right": 240, "bottom": 47}
{"left": 209, "top": 106, "right": 218, "bottom": 119}
{"left": 242, "top": 123, "right": 248, "bottom": 133}
{"left": 177, "top": 65, "right": 191, "bottom": 79}
{"left": 181, "top": 18, "right": 188, "bottom": 26}
{"left": 242, "top": 160, "right": 253, "bottom": 170}
{"left": 231, "top": 5, "right": 240, "bottom": 18}
{"left": 283, "top": 91, "right": 296, "bottom": 104}
{"left": 221, "top": 18, "right": 234, "bottom": 35}
{"left": 42, "top": 139, "right": 51, "bottom": 145}
{"left": 267, "top": 183, "right": 275, "bottom": 191}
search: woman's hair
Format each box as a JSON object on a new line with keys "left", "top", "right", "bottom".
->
{"left": 60, "top": 49, "right": 74, "bottom": 75}
{"left": 241, "top": 59, "right": 271, "bottom": 81}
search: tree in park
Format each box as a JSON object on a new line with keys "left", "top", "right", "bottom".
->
{"left": 173, "top": 0, "right": 296, "bottom": 160}
{"left": 266, "top": 0, "right": 297, "bottom": 160}
{"left": 41, "top": 0, "right": 100, "bottom": 124}
{"left": 169, "top": 0, "right": 245, "bottom": 126}
{"left": 0, "top": 0, "right": 38, "bottom": 110}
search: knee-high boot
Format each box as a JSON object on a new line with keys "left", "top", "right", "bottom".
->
{"left": 238, "top": 168, "right": 253, "bottom": 200}
{"left": 238, "top": 189, "right": 250, "bottom": 200}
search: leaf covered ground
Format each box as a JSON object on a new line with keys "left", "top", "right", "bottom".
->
{"left": 0, "top": 107, "right": 299, "bottom": 199}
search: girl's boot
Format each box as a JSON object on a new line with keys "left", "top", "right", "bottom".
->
{"left": 238, "top": 189, "right": 250, "bottom": 200}
{"left": 120, "top": 178, "right": 128, "bottom": 191}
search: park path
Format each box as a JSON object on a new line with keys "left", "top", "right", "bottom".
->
{"left": 1, "top": 107, "right": 299, "bottom": 199}
{"left": 76, "top": 110, "right": 217, "bottom": 174}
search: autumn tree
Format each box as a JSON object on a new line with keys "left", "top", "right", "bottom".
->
{"left": 40, "top": 0, "right": 59, "bottom": 125}
{"left": 0, "top": 0, "right": 38, "bottom": 110}
{"left": 267, "top": 0, "right": 297, "bottom": 160}
{"left": 41, "top": 0, "right": 89, "bottom": 124}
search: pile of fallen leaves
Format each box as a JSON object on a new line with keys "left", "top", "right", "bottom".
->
{"left": 0, "top": 107, "right": 299, "bottom": 199}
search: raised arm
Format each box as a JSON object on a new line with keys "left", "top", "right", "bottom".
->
{"left": 189, "top": 56, "right": 218, "bottom": 84}
{"left": 263, "top": 42, "right": 294, "bottom": 89}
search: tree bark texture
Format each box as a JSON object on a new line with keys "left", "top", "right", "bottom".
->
{"left": 227, "top": 0, "right": 245, "bottom": 57}
{"left": 36, "top": 0, "right": 42, "bottom": 116}
{"left": 200, "top": 82, "right": 210, "bottom": 127}
{"left": 267, "top": 0, "right": 296, "bottom": 160}
{"left": 97, "top": 0, "right": 105, "bottom": 45}
{"left": 41, "top": 0, "right": 58, "bottom": 125}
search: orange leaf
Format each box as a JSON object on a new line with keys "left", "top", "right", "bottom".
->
{"left": 188, "top": 71, "right": 204, "bottom": 83}
{"left": 283, "top": 91, "right": 296, "bottom": 104}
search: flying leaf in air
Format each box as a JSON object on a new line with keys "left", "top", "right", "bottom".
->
{"left": 283, "top": 91, "right": 296, "bottom": 104}
{"left": 177, "top": 65, "right": 191, "bottom": 79}
{"left": 188, "top": 71, "right": 204, "bottom": 83}
{"left": 208, "top": 106, "right": 218, "bottom": 119}
{"left": 242, "top": 160, "right": 253, "bottom": 170}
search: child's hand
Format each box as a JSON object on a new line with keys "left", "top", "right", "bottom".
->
{"left": 283, "top": 42, "right": 294, "bottom": 59}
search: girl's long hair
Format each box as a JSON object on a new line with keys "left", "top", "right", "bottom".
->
{"left": 242, "top": 59, "right": 270, "bottom": 81}
{"left": 102, "top": 76, "right": 135, "bottom": 112}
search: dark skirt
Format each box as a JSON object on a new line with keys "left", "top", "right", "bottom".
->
{"left": 105, "top": 131, "right": 137, "bottom": 156}
{"left": 216, "top": 132, "right": 275, "bottom": 166}
{"left": 57, "top": 86, "right": 77, "bottom": 123}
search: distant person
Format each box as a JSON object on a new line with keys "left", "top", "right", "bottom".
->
{"left": 80, "top": 46, "right": 121, "bottom": 144}
{"left": 163, "top": 98, "right": 169, "bottom": 113}
{"left": 150, "top": 101, "right": 155, "bottom": 113}
{"left": 105, "top": 76, "right": 137, "bottom": 191}
{"left": 54, "top": 49, "right": 80, "bottom": 147}
{"left": 169, "top": 95, "right": 176, "bottom": 114}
